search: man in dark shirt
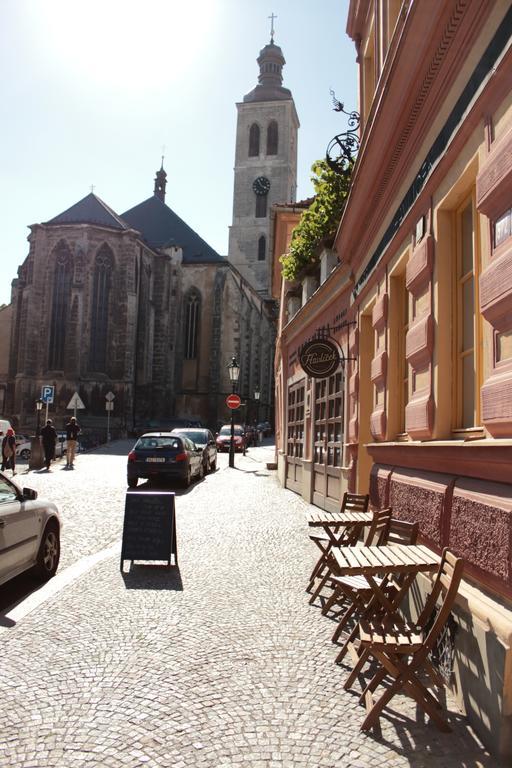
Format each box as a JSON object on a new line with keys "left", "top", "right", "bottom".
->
{"left": 41, "top": 419, "right": 57, "bottom": 471}
{"left": 65, "top": 417, "right": 81, "bottom": 469}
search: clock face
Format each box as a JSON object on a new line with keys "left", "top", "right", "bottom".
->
{"left": 253, "top": 176, "right": 271, "bottom": 196}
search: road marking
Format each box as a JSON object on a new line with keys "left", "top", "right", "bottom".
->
{"left": 0, "top": 541, "right": 121, "bottom": 630}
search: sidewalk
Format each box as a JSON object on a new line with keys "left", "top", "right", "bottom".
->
{"left": 0, "top": 447, "right": 493, "bottom": 767}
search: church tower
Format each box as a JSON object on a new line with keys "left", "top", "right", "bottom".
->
{"left": 228, "top": 23, "right": 299, "bottom": 296}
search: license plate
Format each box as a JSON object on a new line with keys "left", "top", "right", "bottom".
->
{"left": 146, "top": 457, "right": 165, "bottom": 463}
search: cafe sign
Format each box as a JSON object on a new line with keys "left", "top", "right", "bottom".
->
{"left": 299, "top": 338, "right": 340, "bottom": 378}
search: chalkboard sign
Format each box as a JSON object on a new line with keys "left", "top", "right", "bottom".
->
{"left": 120, "top": 490, "right": 177, "bottom": 570}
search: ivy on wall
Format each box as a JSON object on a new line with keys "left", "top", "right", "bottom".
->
{"left": 280, "top": 159, "right": 352, "bottom": 281}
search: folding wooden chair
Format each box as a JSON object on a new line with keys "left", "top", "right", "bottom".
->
{"left": 307, "top": 492, "right": 369, "bottom": 594}
{"left": 326, "top": 519, "right": 419, "bottom": 661}
{"left": 308, "top": 507, "right": 392, "bottom": 607}
{"left": 344, "top": 549, "right": 464, "bottom": 732}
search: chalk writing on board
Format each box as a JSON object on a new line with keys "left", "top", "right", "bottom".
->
{"left": 121, "top": 491, "right": 176, "bottom": 566}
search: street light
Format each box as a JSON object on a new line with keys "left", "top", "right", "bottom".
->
{"left": 227, "top": 356, "right": 240, "bottom": 468}
{"left": 254, "top": 388, "right": 260, "bottom": 426}
{"left": 35, "top": 398, "right": 43, "bottom": 437}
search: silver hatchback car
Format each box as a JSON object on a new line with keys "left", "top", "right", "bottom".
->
{"left": 0, "top": 472, "right": 61, "bottom": 587}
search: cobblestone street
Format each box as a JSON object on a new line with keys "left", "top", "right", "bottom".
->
{"left": 0, "top": 442, "right": 494, "bottom": 767}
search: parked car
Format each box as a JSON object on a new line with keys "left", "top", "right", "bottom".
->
{"left": 215, "top": 424, "right": 247, "bottom": 453}
{"left": 0, "top": 471, "right": 61, "bottom": 586}
{"left": 16, "top": 435, "right": 68, "bottom": 461}
{"left": 171, "top": 428, "right": 217, "bottom": 473}
{"left": 127, "top": 432, "right": 204, "bottom": 488}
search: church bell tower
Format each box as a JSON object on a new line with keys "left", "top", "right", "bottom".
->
{"left": 228, "top": 23, "right": 299, "bottom": 296}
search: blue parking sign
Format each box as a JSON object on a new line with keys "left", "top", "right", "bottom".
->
{"left": 41, "top": 385, "right": 54, "bottom": 404}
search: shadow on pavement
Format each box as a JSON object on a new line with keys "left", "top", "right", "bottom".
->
{"left": 121, "top": 564, "right": 183, "bottom": 591}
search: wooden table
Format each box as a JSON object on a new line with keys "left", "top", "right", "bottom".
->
{"left": 332, "top": 543, "right": 440, "bottom": 616}
{"left": 307, "top": 510, "right": 375, "bottom": 546}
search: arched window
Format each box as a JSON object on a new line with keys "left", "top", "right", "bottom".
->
{"left": 89, "top": 244, "right": 113, "bottom": 372}
{"left": 249, "top": 123, "right": 260, "bottom": 157}
{"left": 267, "top": 120, "right": 278, "bottom": 155}
{"left": 49, "top": 241, "right": 73, "bottom": 369}
{"left": 184, "top": 290, "right": 200, "bottom": 359}
{"left": 255, "top": 193, "right": 267, "bottom": 218}
{"left": 258, "top": 235, "right": 266, "bottom": 261}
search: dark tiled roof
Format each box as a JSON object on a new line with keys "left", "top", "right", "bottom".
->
{"left": 45, "top": 193, "right": 129, "bottom": 230}
{"left": 121, "top": 195, "right": 225, "bottom": 263}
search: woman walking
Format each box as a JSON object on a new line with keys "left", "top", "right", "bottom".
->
{"left": 1, "top": 427, "right": 16, "bottom": 476}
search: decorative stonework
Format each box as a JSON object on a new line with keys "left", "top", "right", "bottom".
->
{"left": 405, "top": 314, "right": 434, "bottom": 367}
{"left": 405, "top": 235, "right": 433, "bottom": 293}
{"left": 372, "top": 293, "right": 388, "bottom": 330}
{"left": 481, "top": 372, "right": 512, "bottom": 437}
{"left": 404, "top": 392, "right": 435, "bottom": 440}
{"left": 370, "top": 350, "right": 387, "bottom": 384}
{"left": 479, "top": 242, "right": 512, "bottom": 332}
{"left": 389, "top": 469, "right": 451, "bottom": 547}
{"left": 476, "top": 124, "right": 512, "bottom": 219}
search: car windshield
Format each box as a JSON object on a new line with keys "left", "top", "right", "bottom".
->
{"left": 174, "top": 430, "right": 206, "bottom": 444}
{"left": 219, "top": 426, "right": 243, "bottom": 436}
{"left": 136, "top": 437, "right": 182, "bottom": 450}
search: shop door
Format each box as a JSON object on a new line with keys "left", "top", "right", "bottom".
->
{"left": 312, "top": 372, "right": 344, "bottom": 512}
{"left": 285, "top": 381, "right": 305, "bottom": 493}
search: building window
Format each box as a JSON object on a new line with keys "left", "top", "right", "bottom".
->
{"left": 287, "top": 382, "right": 305, "bottom": 459}
{"left": 258, "top": 235, "right": 266, "bottom": 261}
{"left": 249, "top": 123, "right": 260, "bottom": 157}
{"left": 255, "top": 193, "right": 267, "bottom": 218}
{"left": 184, "top": 290, "right": 200, "bottom": 359}
{"left": 48, "top": 241, "right": 73, "bottom": 369}
{"left": 455, "top": 196, "right": 480, "bottom": 429}
{"left": 267, "top": 120, "right": 278, "bottom": 155}
{"left": 89, "top": 244, "right": 113, "bottom": 372}
{"left": 313, "top": 373, "right": 344, "bottom": 467}
{"left": 399, "top": 277, "right": 409, "bottom": 433}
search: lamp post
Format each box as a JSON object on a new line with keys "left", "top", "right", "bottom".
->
{"left": 227, "top": 356, "right": 240, "bottom": 469}
{"left": 29, "top": 399, "right": 44, "bottom": 470}
{"left": 254, "top": 388, "right": 260, "bottom": 426}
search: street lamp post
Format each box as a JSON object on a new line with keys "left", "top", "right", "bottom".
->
{"left": 29, "top": 399, "right": 45, "bottom": 470}
{"left": 227, "top": 356, "right": 240, "bottom": 469}
{"left": 254, "top": 388, "right": 260, "bottom": 425}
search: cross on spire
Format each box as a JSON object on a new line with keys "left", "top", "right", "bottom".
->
{"left": 268, "top": 12, "right": 277, "bottom": 43}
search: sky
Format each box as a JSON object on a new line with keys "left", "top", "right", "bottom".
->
{"left": 0, "top": 0, "right": 358, "bottom": 306}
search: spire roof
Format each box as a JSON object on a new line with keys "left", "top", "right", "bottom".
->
{"left": 243, "top": 37, "right": 292, "bottom": 103}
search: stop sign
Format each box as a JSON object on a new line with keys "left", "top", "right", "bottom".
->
{"left": 226, "top": 393, "right": 241, "bottom": 409}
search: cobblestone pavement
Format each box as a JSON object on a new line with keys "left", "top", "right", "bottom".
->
{"left": 0, "top": 442, "right": 496, "bottom": 767}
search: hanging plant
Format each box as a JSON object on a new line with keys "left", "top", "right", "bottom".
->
{"left": 280, "top": 158, "right": 352, "bottom": 281}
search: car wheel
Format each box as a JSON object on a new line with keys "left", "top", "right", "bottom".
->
{"left": 20, "top": 448, "right": 30, "bottom": 460}
{"left": 128, "top": 477, "right": 138, "bottom": 488}
{"left": 34, "top": 521, "right": 60, "bottom": 581}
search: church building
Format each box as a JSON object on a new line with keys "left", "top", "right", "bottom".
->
{"left": 5, "top": 32, "right": 298, "bottom": 437}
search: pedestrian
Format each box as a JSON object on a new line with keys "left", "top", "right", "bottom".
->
{"left": 65, "top": 416, "right": 81, "bottom": 469}
{"left": 41, "top": 419, "right": 57, "bottom": 471}
{"left": 258, "top": 427, "right": 263, "bottom": 445}
{"left": 1, "top": 427, "right": 17, "bottom": 476}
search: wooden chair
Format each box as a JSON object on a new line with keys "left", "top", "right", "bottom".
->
{"left": 326, "top": 519, "right": 419, "bottom": 661}
{"left": 344, "top": 549, "right": 464, "bottom": 733}
{"left": 308, "top": 507, "right": 392, "bottom": 607}
{"left": 307, "top": 492, "right": 370, "bottom": 594}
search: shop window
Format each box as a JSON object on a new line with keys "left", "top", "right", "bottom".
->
{"left": 313, "top": 372, "right": 344, "bottom": 468}
{"left": 454, "top": 196, "right": 480, "bottom": 429}
{"left": 287, "top": 382, "right": 305, "bottom": 459}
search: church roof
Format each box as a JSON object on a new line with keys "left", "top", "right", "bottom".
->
{"left": 45, "top": 193, "right": 129, "bottom": 231}
{"left": 121, "top": 195, "right": 225, "bottom": 263}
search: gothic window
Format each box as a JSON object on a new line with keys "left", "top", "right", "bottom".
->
{"left": 258, "top": 235, "right": 266, "bottom": 261}
{"left": 48, "top": 241, "right": 73, "bottom": 369}
{"left": 267, "top": 120, "right": 278, "bottom": 155}
{"left": 89, "top": 244, "right": 114, "bottom": 372}
{"left": 249, "top": 123, "right": 260, "bottom": 157}
{"left": 255, "top": 193, "right": 267, "bottom": 218}
{"left": 184, "top": 290, "right": 200, "bottom": 359}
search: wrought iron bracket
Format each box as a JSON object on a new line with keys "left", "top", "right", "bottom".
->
{"left": 326, "top": 90, "right": 360, "bottom": 176}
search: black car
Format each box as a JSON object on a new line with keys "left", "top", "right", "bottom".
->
{"left": 171, "top": 428, "right": 217, "bottom": 473}
{"left": 127, "top": 432, "right": 204, "bottom": 488}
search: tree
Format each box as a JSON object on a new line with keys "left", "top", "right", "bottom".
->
{"left": 280, "top": 159, "right": 352, "bottom": 281}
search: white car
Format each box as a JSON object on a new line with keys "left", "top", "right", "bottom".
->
{"left": 16, "top": 436, "right": 68, "bottom": 461}
{"left": 0, "top": 471, "right": 61, "bottom": 586}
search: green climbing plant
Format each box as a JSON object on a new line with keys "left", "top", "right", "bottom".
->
{"left": 280, "top": 158, "right": 352, "bottom": 281}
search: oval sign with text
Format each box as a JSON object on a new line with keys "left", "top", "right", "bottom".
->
{"left": 299, "top": 339, "right": 340, "bottom": 378}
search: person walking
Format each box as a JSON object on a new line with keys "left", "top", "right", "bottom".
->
{"left": 41, "top": 419, "right": 57, "bottom": 471}
{"left": 65, "top": 416, "right": 81, "bottom": 469}
{"left": 1, "top": 427, "right": 17, "bottom": 476}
